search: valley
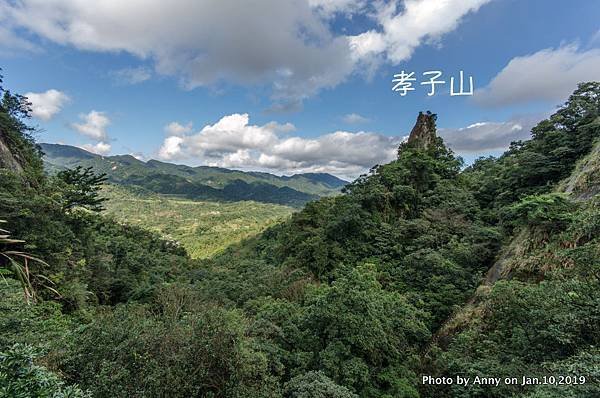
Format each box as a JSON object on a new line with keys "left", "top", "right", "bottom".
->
{"left": 2, "top": 3, "right": 598, "bottom": 396}
{"left": 101, "top": 184, "right": 294, "bottom": 259}
{"left": 1, "top": 78, "right": 598, "bottom": 397}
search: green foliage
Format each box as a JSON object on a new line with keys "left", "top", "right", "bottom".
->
{"left": 503, "top": 193, "right": 575, "bottom": 231}
{"left": 199, "top": 85, "right": 599, "bottom": 396}
{"left": 298, "top": 264, "right": 429, "bottom": 397}
{"left": 0, "top": 219, "right": 54, "bottom": 303}
{"left": 269, "top": 138, "right": 485, "bottom": 279}
{"left": 500, "top": 197, "right": 599, "bottom": 280}
{"left": 465, "top": 82, "right": 600, "bottom": 216}
{"left": 0, "top": 172, "right": 192, "bottom": 307}
{"left": 0, "top": 70, "right": 43, "bottom": 178}
{"left": 284, "top": 371, "right": 358, "bottom": 398}
{"left": 242, "top": 265, "right": 429, "bottom": 397}
{"left": 229, "top": 136, "right": 501, "bottom": 331}
{"left": 56, "top": 166, "right": 108, "bottom": 212}
{"left": 1, "top": 71, "right": 599, "bottom": 397}
{"left": 427, "top": 278, "right": 600, "bottom": 398}
{"left": 61, "top": 287, "right": 279, "bottom": 398}
{"left": 0, "top": 280, "right": 73, "bottom": 352}
{"left": 0, "top": 344, "right": 90, "bottom": 398}
{"left": 426, "top": 198, "right": 600, "bottom": 398}
{"left": 520, "top": 349, "right": 600, "bottom": 397}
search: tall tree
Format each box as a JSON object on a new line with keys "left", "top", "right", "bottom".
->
{"left": 57, "top": 166, "right": 108, "bottom": 212}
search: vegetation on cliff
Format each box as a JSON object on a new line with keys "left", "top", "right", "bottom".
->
{"left": 1, "top": 71, "right": 598, "bottom": 397}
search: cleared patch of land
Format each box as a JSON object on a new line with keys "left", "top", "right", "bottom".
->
{"left": 102, "top": 185, "right": 294, "bottom": 259}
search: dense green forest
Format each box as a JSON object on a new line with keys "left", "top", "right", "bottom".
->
{"left": 1, "top": 69, "right": 598, "bottom": 397}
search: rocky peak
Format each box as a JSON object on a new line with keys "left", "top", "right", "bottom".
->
{"left": 407, "top": 111, "right": 437, "bottom": 150}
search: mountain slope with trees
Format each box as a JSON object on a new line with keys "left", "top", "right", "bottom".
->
{"left": 1, "top": 69, "right": 598, "bottom": 397}
{"left": 41, "top": 143, "right": 347, "bottom": 207}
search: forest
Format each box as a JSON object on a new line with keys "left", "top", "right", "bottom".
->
{"left": 1, "top": 70, "right": 598, "bottom": 397}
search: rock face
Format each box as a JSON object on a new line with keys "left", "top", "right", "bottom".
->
{"left": 560, "top": 139, "right": 600, "bottom": 200}
{"left": 407, "top": 111, "right": 437, "bottom": 150}
{"left": 0, "top": 129, "right": 24, "bottom": 174}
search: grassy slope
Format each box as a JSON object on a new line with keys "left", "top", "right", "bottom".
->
{"left": 101, "top": 184, "right": 294, "bottom": 259}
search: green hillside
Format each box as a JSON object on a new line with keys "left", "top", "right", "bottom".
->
{"left": 189, "top": 85, "right": 600, "bottom": 396}
{"left": 1, "top": 74, "right": 598, "bottom": 398}
{"left": 101, "top": 184, "right": 293, "bottom": 259}
{"left": 41, "top": 143, "right": 347, "bottom": 207}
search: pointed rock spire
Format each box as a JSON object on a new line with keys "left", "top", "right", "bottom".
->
{"left": 407, "top": 111, "right": 437, "bottom": 150}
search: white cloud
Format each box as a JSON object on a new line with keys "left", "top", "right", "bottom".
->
{"left": 80, "top": 141, "right": 111, "bottom": 155}
{"left": 156, "top": 113, "right": 402, "bottom": 179}
{"left": 308, "top": 0, "right": 366, "bottom": 17}
{"left": 112, "top": 66, "right": 152, "bottom": 85}
{"left": 158, "top": 136, "right": 184, "bottom": 160}
{"left": 439, "top": 114, "right": 542, "bottom": 152}
{"left": 342, "top": 113, "right": 370, "bottom": 124}
{"left": 24, "top": 89, "right": 70, "bottom": 121}
{"left": 0, "top": 25, "right": 41, "bottom": 54}
{"left": 1, "top": 0, "right": 490, "bottom": 106}
{"left": 0, "top": 0, "right": 352, "bottom": 106}
{"left": 164, "top": 121, "right": 193, "bottom": 137}
{"left": 130, "top": 152, "right": 146, "bottom": 161}
{"left": 71, "top": 111, "right": 110, "bottom": 141}
{"left": 348, "top": 0, "right": 491, "bottom": 64}
{"left": 161, "top": 112, "right": 548, "bottom": 177}
{"left": 476, "top": 44, "right": 600, "bottom": 107}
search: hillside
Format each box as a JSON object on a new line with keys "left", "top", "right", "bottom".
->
{"left": 41, "top": 143, "right": 347, "bottom": 207}
{"left": 1, "top": 77, "right": 598, "bottom": 398}
{"left": 192, "top": 85, "right": 600, "bottom": 397}
{"left": 425, "top": 166, "right": 599, "bottom": 397}
{"left": 101, "top": 184, "right": 293, "bottom": 259}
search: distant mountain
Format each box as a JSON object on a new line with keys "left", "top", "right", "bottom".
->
{"left": 282, "top": 173, "right": 348, "bottom": 189}
{"left": 40, "top": 143, "right": 348, "bottom": 207}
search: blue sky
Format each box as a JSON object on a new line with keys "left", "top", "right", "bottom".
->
{"left": 0, "top": 0, "right": 599, "bottom": 179}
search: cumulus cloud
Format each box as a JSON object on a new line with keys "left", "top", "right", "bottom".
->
{"left": 158, "top": 136, "right": 185, "bottom": 160}
{"left": 24, "top": 89, "right": 70, "bottom": 121}
{"left": 342, "top": 113, "right": 370, "bottom": 124}
{"left": 348, "top": 0, "right": 491, "bottom": 64}
{"left": 309, "top": 0, "right": 366, "bottom": 17}
{"left": 80, "top": 141, "right": 111, "bottom": 155}
{"left": 71, "top": 110, "right": 110, "bottom": 141}
{"left": 1, "top": 0, "right": 490, "bottom": 106}
{"left": 157, "top": 112, "right": 547, "bottom": 177}
{"left": 112, "top": 66, "right": 152, "bottom": 85}
{"left": 164, "top": 121, "right": 193, "bottom": 136}
{"left": 476, "top": 44, "right": 600, "bottom": 107}
{"left": 439, "top": 114, "right": 541, "bottom": 152}
{"left": 157, "top": 113, "right": 402, "bottom": 179}
{"left": 0, "top": 0, "right": 352, "bottom": 106}
{"left": 70, "top": 110, "right": 112, "bottom": 155}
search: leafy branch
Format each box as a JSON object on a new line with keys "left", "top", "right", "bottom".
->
{"left": 0, "top": 220, "right": 57, "bottom": 304}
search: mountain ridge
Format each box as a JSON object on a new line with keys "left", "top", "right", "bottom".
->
{"left": 40, "top": 142, "right": 348, "bottom": 207}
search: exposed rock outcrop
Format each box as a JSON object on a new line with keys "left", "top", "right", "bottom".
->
{"left": 559, "top": 139, "right": 600, "bottom": 200}
{"left": 0, "top": 129, "right": 24, "bottom": 174}
{"left": 407, "top": 111, "right": 437, "bottom": 150}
